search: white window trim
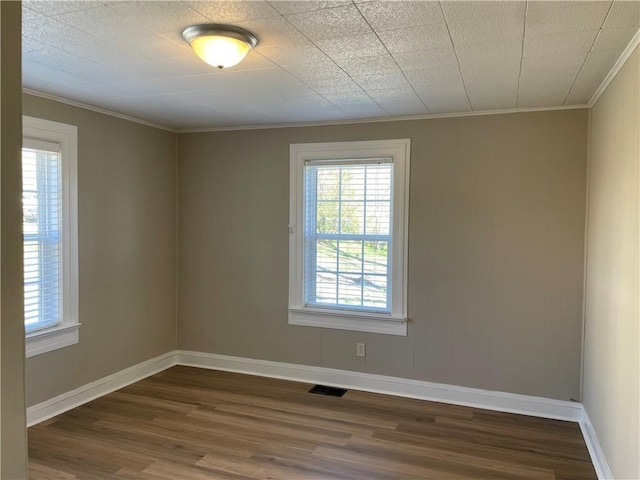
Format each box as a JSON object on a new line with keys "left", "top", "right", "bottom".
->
{"left": 288, "top": 139, "right": 410, "bottom": 336}
{"left": 23, "top": 116, "right": 80, "bottom": 358}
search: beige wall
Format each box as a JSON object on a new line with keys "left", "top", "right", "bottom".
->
{"left": 22, "top": 94, "right": 178, "bottom": 407}
{"left": 1, "top": 1, "right": 28, "bottom": 477}
{"left": 178, "top": 109, "right": 588, "bottom": 401}
{"left": 584, "top": 46, "right": 639, "bottom": 479}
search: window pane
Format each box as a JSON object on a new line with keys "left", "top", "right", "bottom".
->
{"left": 316, "top": 169, "right": 339, "bottom": 201}
{"left": 363, "top": 241, "right": 388, "bottom": 275}
{"left": 341, "top": 166, "right": 364, "bottom": 201}
{"left": 316, "top": 272, "right": 337, "bottom": 304}
{"left": 338, "top": 240, "right": 362, "bottom": 273}
{"left": 338, "top": 274, "right": 362, "bottom": 306}
{"left": 22, "top": 147, "right": 61, "bottom": 332}
{"left": 317, "top": 201, "right": 339, "bottom": 234}
{"left": 363, "top": 275, "right": 388, "bottom": 308}
{"left": 365, "top": 201, "right": 391, "bottom": 235}
{"left": 366, "top": 166, "right": 392, "bottom": 200}
{"left": 339, "top": 201, "right": 363, "bottom": 235}
{"left": 316, "top": 240, "right": 337, "bottom": 272}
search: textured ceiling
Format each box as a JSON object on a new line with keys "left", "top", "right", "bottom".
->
{"left": 22, "top": 0, "right": 640, "bottom": 130}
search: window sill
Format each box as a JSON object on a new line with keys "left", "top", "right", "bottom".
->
{"left": 26, "top": 323, "right": 80, "bottom": 358}
{"left": 288, "top": 308, "right": 407, "bottom": 336}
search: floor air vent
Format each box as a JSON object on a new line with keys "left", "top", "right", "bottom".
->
{"left": 308, "top": 385, "right": 347, "bottom": 397}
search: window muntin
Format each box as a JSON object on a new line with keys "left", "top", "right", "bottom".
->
{"left": 289, "top": 139, "right": 410, "bottom": 336}
{"left": 304, "top": 160, "right": 393, "bottom": 313}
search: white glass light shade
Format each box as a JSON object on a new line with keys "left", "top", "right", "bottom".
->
{"left": 183, "top": 25, "right": 258, "bottom": 69}
{"left": 191, "top": 35, "right": 251, "bottom": 68}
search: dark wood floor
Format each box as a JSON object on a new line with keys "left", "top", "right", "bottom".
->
{"left": 28, "top": 366, "right": 597, "bottom": 479}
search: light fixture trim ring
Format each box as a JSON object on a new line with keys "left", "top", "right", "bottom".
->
{"left": 182, "top": 24, "right": 258, "bottom": 49}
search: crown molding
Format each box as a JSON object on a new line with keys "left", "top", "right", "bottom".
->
{"left": 176, "top": 104, "right": 589, "bottom": 133}
{"left": 23, "top": 89, "right": 590, "bottom": 135}
{"left": 588, "top": 28, "right": 640, "bottom": 107}
{"left": 22, "top": 88, "right": 178, "bottom": 133}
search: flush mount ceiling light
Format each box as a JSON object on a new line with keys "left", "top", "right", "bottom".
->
{"left": 182, "top": 24, "right": 258, "bottom": 69}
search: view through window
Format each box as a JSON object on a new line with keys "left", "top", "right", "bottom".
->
{"left": 303, "top": 160, "right": 393, "bottom": 312}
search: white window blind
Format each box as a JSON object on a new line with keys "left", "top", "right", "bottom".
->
{"left": 22, "top": 139, "right": 63, "bottom": 333}
{"left": 304, "top": 159, "right": 394, "bottom": 313}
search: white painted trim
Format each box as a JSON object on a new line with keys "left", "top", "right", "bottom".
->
{"left": 580, "top": 408, "right": 614, "bottom": 480}
{"left": 23, "top": 116, "right": 80, "bottom": 358}
{"left": 175, "top": 350, "right": 583, "bottom": 422}
{"left": 288, "top": 139, "right": 410, "bottom": 336}
{"left": 177, "top": 105, "right": 589, "bottom": 133}
{"left": 24, "top": 89, "right": 590, "bottom": 135}
{"left": 22, "top": 89, "right": 178, "bottom": 133}
{"left": 26, "top": 351, "right": 177, "bottom": 427}
{"left": 28, "top": 349, "right": 585, "bottom": 426}
{"left": 289, "top": 308, "right": 407, "bottom": 336}
{"left": 589, "top": 29, "right": 640, "bottom": 107}
{"left": 581, "top": 107, "right": 595, "bottom": 403}
{"left": 25, "top": 323, "right": 80, "bottom": 358}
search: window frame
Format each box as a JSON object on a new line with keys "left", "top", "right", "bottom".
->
{"left": 289, "top": 139, "right": 410, "bottom": 336}
{"left": 23, "top": 116, "right": 79, "bottom": 358}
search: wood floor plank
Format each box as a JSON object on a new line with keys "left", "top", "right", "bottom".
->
{"left": 372, "top": 428, "right": 597, "bottom": 478}
{"left": 311, "top": 443, "right": 483, "bottom": 480}
{"left": 186, "top": 407, "right": 354, "bottom": 447}
{"left": 396, "top": 418, "right": 592, "bottom": 462}
{"left": 29, "top": 462, "right": 79, "bottom": 480}
{"left": 214, "top": 402, "right": 378, "bottom": 438}
{"left": 250, "top": 443, "right": 411, "bottom": 480}
{"left": 28, "top": 366, "right": 598, "bottom": 479}
{"left": 341, "top": 434, "right": 557, "bottom": 480}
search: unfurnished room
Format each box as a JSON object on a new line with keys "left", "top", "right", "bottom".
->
{"left": 0, "top": 0, "right": 638, "bottom": 479}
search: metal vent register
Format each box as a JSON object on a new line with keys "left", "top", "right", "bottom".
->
{"left": 308, "top": 385, "right": 347, "bottom": 397}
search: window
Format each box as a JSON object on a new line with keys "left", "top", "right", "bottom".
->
{"left": 289, "top": 139, "right": 410, "bottom": 336}
{"left": 22, "top": 116, "right": 79, "bottom": 357}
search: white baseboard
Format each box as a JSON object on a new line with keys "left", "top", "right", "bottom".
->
{"left": 27, "top": 349, "right": 610, "bottom": 480}
{"left": 175, "top": 350, "right": 583, "bottom": 422}
{"left": 580, "top": 408, "right": 614, "bottom": 480}
{"left": 27, "top": 350, "right": 178, "bottom": 427}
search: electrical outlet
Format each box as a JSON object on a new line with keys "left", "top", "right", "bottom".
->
{"left": 356, "top": 342, "right": 366, "bottom": 358}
